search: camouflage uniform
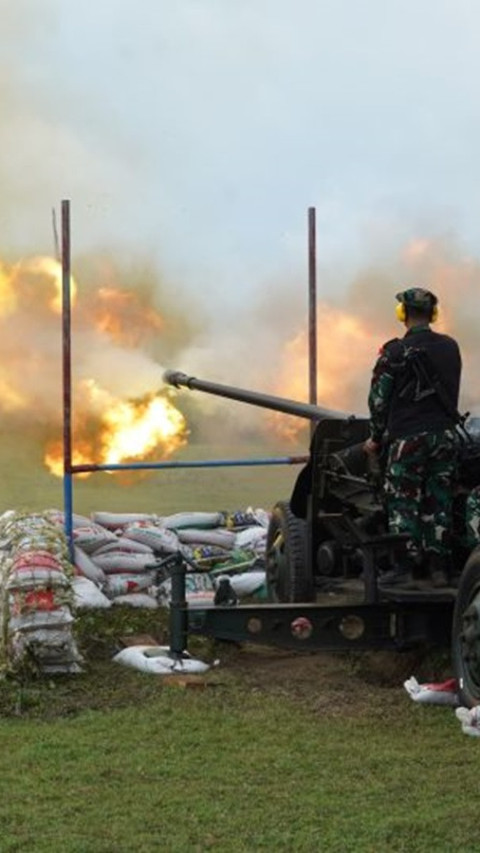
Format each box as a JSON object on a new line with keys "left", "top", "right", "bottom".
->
{"left": 383, "top": 430, "right": 458, "bottom": 561}
{"left": 464, "top": 485, "right": 480, "bottom": 550}
{"left": 368, "top": 324, "right": 461, "bottom": 565}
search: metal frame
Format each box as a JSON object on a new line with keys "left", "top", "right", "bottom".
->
{"left": 60, "top": 202, "right": 317, "bottom": 556}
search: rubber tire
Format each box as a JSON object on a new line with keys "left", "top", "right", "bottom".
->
{"left": 265, "top": 500, "right": 314, "bottom": 603}
{"left": 452, "top": 546, "right": 480, "bottom": 708}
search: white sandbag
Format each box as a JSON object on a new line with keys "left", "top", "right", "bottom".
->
{"left": 91, "top": 511, "right": 161, "bottom": 530}
{"left": 104, "top": 572, "right": 155, "bottom": 597}
{"left": 177, "top": 529, "right": 236, "bottom": 549}
{"left": 456, "top": 706, "right": 480, "bottom": 737}
{"left": 94, "top": 537, "right": 154, "bottom": 555}
{"left": 7, "top": 567, "right": 70, "bottom": 590}
{"left": 227, "top": 571, "right": 266, "bottom": 597}
{"left": 234, "top": 527, "right": 267, "bottom": 550}
{"left": 112, "top": 593, "right": 158, "bottom": 609}
{"left": 113, "top": 645, "right": 210, "bottom": 674}
{"left": 73, "top": 524, "right": 118, "bottom": 554}
{"left": 403, "top": 676, "right": 459, "bottom": 706}
{"left": 8, "top": 606, "right": 74, "bottom": 634}
{"left": 74, "top": 546, "right": 107, "bottom": 585}
{"left": 92, "top": 552, "right": 157, "bottom": 574}
{"left": 72, "top": 576, "right": 112, "bottom": 609}
{"left": 248, "top": 507, "right": 271, "bottom": 528}
{"left": 45, "top": 509, "right": 92, "bottom": 529}
{"left": 124, "top": 524, "right": 180, "bottom": 553}
{"left": 162, "top": 511, "right": 224, "bottom": 530}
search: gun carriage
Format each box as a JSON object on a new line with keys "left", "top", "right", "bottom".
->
{"left": 164, "top": 369, "right": 480, "bottom": 707}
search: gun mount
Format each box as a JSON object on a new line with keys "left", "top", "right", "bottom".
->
{"left": 164, "top": 368, "right": 480, "bottom": 708}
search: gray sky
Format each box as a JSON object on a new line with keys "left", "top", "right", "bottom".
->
{"left": 3, "top": 0, "right": 480, "bottom": 305}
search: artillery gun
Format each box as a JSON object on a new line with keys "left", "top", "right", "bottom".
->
{"left": 164, "top": 369, "right": 480, "bottom": 707}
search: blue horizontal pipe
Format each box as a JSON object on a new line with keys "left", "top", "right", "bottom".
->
{"left": 71, "top": 456, "right": 308, "bottom": 474}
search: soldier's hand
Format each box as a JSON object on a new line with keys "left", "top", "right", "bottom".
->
{"left": 364, "top": 437, "right": 381, "bottom": 456}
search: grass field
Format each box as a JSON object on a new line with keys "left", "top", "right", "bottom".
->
{"left": 0, "top": 431, "right": 478, "bottom": 852}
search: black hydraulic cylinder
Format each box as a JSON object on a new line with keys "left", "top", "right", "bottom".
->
{"left": 168, "top": 555, "right": 188, "bottom": 657}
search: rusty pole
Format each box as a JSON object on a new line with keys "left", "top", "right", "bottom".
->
{"left": 308, "top": 207, "right": 318, "bottom": 436}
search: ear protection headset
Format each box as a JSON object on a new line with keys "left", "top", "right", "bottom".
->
{"left": 395, "top": 290, "right": 438, "bottom": 324}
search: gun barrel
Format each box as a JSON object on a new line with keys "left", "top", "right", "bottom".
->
{"left": 163, "top": 369, "right": 355, "bottom": 421}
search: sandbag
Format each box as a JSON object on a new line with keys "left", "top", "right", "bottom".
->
{"left": 111, "top": 593, "right": 158, "bottom": 609}
{"left": 72, "top": 576, "right": 112, "bottom": 609}
{"left": 456, "top": 706, "right": 480, "bottom": 737}
{"left": 45, "top": 509, "right": 93, "bottom": 529}
{"left": 113, "top": 645, "right": 210, "bottom": 674}
{"left": 176, "top": 528, "right": 236, "bottom": 549}
{"left": 157, "top": 572, "right": 215, "bottom": 608}
{"left": 7, "top": 567, "right": 70, "bottom": 591}
{"left": 162, "top": 512, "right": 223, "bottom": 530}
{"left": 227, "top": 571, "right": 266, "bottom": 598}
{"left": 94, "top": 537, "right": 154, "bottom": 555}
{"left": 234, "top": 527, "right": 267, "bottom": 550}
{"left": 104, "top": 572, "right": 156, "bottom": 597}
{"left": 8, "top": 606, "right": 74, "bottom": 634}
{"left": 73, "top": 524, "right": 118, "bottom": 554}
{"left": 403, "top": 676, "right": 459, "bottom": 706}
{"left": 91, "top": 511, "right": 161, "bottom": 530}
{"left": 9, "top": 628, "right": 83, "bottom": 673}
{"left": 74, "top": 546, "right": 107, "bottom": 585}
{"left": 124, "top": 524, "right": 180, "bottom": 553}
{"left": 12, "top": 551, "right": 63, "bottom": 571}
{"left": 91, "top": 552, "right": 157, "bottom": 574}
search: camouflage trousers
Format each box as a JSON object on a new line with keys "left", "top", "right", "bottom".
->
{"left": 384, "top": 429, "right": 458, "bottom": 561}
{"left": 465, "top": 486, "right": 480, "bottom": 549}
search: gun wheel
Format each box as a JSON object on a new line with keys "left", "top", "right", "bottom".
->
{"left": 265, "top": 501, "right": 314, "bottom": 603}
{"left": 452, "top": 546, "right": 480, "bottom": 708}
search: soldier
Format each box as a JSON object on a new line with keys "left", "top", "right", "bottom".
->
{"left": 364, "top": 287, "right": 462, "bottom": 588}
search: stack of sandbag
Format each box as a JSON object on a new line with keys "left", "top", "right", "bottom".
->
{"left": 161, "top": 508, "right": 269, "bottom": 569}
{"left": 0, "top": 511, "right": 83, "bottom": 675}
{"left": 69, "top": 512, "right": 163, "bottom": 610}
{"left": 55, "top": 507, "right": 270, "bottom": 610}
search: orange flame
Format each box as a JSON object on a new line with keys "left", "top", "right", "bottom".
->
{"left": 0, "top": 252, "right": 189, "bottom": 478}
{"left": 45, "top": 381, "right": 188, "bottom": 478}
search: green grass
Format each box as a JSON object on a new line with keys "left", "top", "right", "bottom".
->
{"left": 0, "top": 432, "right": 476, "bottom": 852}
{"left": 0, "top": 681, "right": 477, "bottom": 852}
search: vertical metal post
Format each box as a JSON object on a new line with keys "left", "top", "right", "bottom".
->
{"left": 308, "top": 207, "right": 318, "bottom": 437}
{"left": 61, "top": 200, "right": 74, "bottom": 560}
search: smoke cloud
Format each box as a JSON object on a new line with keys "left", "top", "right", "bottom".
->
{"left": 1, "top": 3, "right": 480, "bottom": 460}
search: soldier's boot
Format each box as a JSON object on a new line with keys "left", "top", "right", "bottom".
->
{"left": 427, "top": 553, "right": 450, "bottom": 588}
{"left": 378, "top": 558, "right": 418, "bottom": 589}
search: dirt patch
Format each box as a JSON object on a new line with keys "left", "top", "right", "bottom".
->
{"left": 212, "top": 641, "right": 453, "bottom": 716}
{"left": 0, "top": 606, "right": 453, "bottom": 720}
